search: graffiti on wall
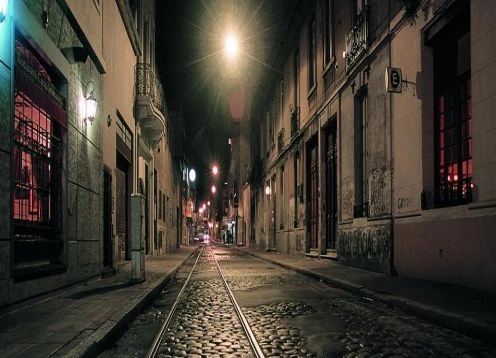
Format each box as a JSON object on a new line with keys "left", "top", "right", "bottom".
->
{"left": 341, "top": 177, "right": 353, "bottom": 220}
{"left": 337, "top": 224, "right": 392, "bottom": 274}
{"left": 369, "top": 168, "right": 391, "bottom": 217}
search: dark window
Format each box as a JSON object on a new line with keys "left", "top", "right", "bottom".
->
{"left": 294, "top": 50, "right": 300, "bottom": 108}
{"left": 308, "top": 16, "right": 317, "bottom": 90}
{"left": 323, "top": 0, "right": 334, "bottom": 66}
{"left": 354, "top": 88, "right": 368, "bottom": 217}
{"left": 159, "top": 190, "right": 162, "bottom": 220}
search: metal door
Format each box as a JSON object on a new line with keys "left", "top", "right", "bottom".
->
{"left": 115, "top": 168, "right": 127, "bottom": 261}
{"left": 307, "top": 139, "right": 319, "bottom": 250}
{"left": 103, "top": 169, "right": 113, "bottom": 267}
{"left": 270, "top": 176, "right": 276, "bottom": 248}
{"left": 325, "top": 122, "right": 337, "bottom": 250}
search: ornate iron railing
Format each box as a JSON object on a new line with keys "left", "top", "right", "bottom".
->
{"left": 135, "top": 63, "right": 166, "bottom": 114}
{"left": 345, "top": 6, "right": 369, "bottom": 73}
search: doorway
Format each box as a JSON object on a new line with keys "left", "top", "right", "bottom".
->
{"left": 325, "top": 120, "right": 337, "bottom": 253}
{"left": 103, "top": 168, "right": 113, "bottom": 268}
{"left": 306, "top": 137, "right": 319, "bottom": 251}
{"left": 116, "top": 151, "right": 131, "bottom": 261}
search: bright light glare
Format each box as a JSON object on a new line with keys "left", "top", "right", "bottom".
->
{"left": 225, "top": 33, "right": 238, "bottom": 59}
{"left": 188, "top": 169, "right": 196, "bottom": 182}
{"left": 212, "top": 165, "right": 219, "bottom": 176}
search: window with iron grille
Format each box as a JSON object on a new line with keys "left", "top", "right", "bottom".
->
{"left": 430, "top": 2, "right": 472, "bottom": 208}
{"left": 13, "top": 37, "right": 66, "bottom": 274}
{"left": 354, "top": 88, "right": 368, "bottom": 218}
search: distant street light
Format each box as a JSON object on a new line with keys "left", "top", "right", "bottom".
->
{"left": 189, "top": 168, "right": 196, "bottom": 183}
{"left": 211, "top": 185, "right": 217, "bottom": 194}
{"left": 212, "top": 165, "right": 219, "bottom": 176}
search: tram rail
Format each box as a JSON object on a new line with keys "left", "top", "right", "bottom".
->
{"left": 145, "top": 244, "right": 264, "bottom": 358}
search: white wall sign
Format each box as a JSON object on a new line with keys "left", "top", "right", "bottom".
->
{"left": 385, "top": 67, "right": 403, "bottom": 93}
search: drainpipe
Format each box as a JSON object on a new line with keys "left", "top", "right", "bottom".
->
{"left": 317, "top": 113, "right": 322, "bottom": 258}
{"left": 388, "top": 3, "right": 397, "bottom": 276}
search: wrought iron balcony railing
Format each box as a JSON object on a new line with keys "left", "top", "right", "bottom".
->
{"left": 134, "top": 63, "right": 166, "bottom": 114}
{"left": 290, "top": 106, "right": 300, "bottom": 137}
{"left": 134, "top": 63, "right": 168, "bottom": 148}
{"left": 345, "top": 6, "right": 369, "bottom": 73}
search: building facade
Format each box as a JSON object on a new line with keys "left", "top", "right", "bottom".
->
{"left": 245, "top": 0, "right": 496, "bottom": 293}
{"left": 0, "top": 0, "right": 181, "bottom": 307}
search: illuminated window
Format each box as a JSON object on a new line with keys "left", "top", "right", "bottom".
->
{"left": 13, "top": 35, "right": 66, "bottom": 274}
{"left": 428, "top": 1, "right": 472, "bottom": 207}
{"left": 13, "top": 39, "right": 65, "bottom": 229}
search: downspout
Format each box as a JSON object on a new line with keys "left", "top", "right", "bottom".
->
{"left": 317, "top": 113, "right": 322, "bottom": 258}
{"left": 388, "top": 1, "right": 397, "bottom": 276}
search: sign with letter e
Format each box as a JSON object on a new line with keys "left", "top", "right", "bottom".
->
{"left": 385, "top": 67, "right": 402, "bottom": 93}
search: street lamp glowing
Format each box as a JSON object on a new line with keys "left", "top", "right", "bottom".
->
{"left": 211, "top": 185, "right": 217, "bottom": 194}
{"left": 212, "top": 165, "right": 219, "bottom": 176}
{"left": 188, "top": 168, "right": 196, "bottom": 182}
{"left": 225, "top": 33, "right": 238, "bottom": 59}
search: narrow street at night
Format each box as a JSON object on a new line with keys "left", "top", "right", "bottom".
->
{"left": 1, "top": 0, "right": 496, "bottom": 357}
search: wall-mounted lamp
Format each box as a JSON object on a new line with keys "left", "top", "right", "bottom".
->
{"left": 85, "top": 81, "right": 97, "bottom": 124}
{"left": 0, "top": 0, "right": 9, "bottom": 23}
{"left": 265, "top": 185, "right": 271, "bottom": 199}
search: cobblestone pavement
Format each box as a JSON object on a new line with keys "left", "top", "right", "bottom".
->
{"left": 100, "top": 245, "right": 496, "bottom": 357}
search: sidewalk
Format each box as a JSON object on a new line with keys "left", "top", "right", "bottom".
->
{"left": 0, "top": 246, "right": 197, "bottom": 358}
{"left": 234, "top": 246, "right": 496, "bottom": 345}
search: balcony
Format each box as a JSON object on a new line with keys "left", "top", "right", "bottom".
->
{"left": 345, "top": 6, "right": 369, "bottom": 73}
{"left": 134, "top": 63, "right": 166, "bottom": 149}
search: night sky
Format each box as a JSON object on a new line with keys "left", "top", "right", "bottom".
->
{"left": 156, "top": 0, "right": 291, "bottom": 203}
{"left": 157, "top": 0, "right": 232, "bottom": 202}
